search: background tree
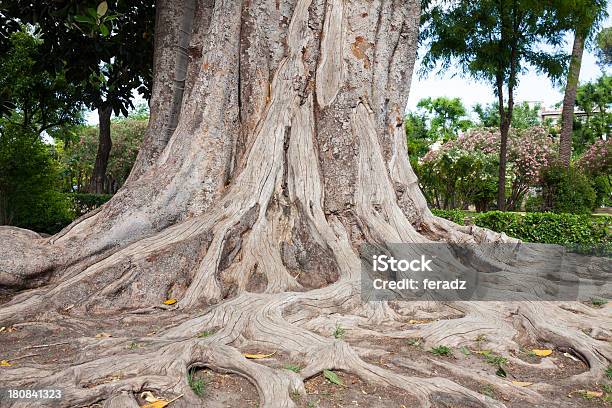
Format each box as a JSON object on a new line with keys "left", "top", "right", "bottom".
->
{"left": 2, "top": 0, "right": 155, "bottom": 193}
{"left": 0, "top": 30, "right": 81, "bottom": 232}
{"left": 595, "top": 26, "right": 612, "bottom": 66}
{"left": 473, "top": 101, "right": 543, "bottom": 129}
{"left": 557, "top": 0, "right": 607, "bottom": 167}
{"left": 574, "top": 74, "right": 611, "bottom": 154}
{"left": 420, "top": 0, "right": 567, "bottom": 210}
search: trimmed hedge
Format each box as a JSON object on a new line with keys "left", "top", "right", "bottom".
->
{"left": 432, "top": 209, "right": 610, "bottom": 246}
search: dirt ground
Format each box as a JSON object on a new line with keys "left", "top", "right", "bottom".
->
{"left": 1, "top": 311, "right": 611, "bottom": 408}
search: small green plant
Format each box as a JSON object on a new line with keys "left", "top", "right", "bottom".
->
{"left": 323, "top": 369, "right": 343, "bottom": 386}
{"left": 481, "top": 384, "right": 495, "bottom": 398}
{"left": 284, "top": 364, "right": 301, "bottom": 373}
{"left": 188, "top": 369, "right": 206, "bottom": 397}
{"left": 127, "top": 342, "right": 139, "bottom": 350}
{"left": 475, "top": 334, "right": 487, "bottom": 343}
{"left": 591, "top": 298, "right": 608, "bottom": 307}
{"left": 482, "top": 352, "right": 508, "bottom": 366}
{"left": 602, "top": 384, "right": 612, "bottom": 393}
{"left": 606, "top": 364, "right": 612, "bottom": 379}
{"left": 430, "top": 345, "right": 452, "bottom": 356}
{"left": 333, "top": 324, "right": 346, "bottom": 339}
{"left": 196, "top": 330, "right": 216, "bottom": 338}
{"left": 459, "top": 346, "right": 471, "bottom": 356}
{"left": 407, "top": 338, "right": 422, "bottom": 347}
{"left": 306, "top": 401, "right": 317, "bottom": 408}
{"left": 290, "top": 389, "right": 301, "bottom": 400}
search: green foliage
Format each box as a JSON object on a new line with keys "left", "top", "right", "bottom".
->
{"left": 540, "top": 166, "right": 597, "bottom": 214}
{"left": 430, "top": 345, "right": 452, "bottom": 356}
{"left": 59, "top": 117, "right": 146, "bottom": 193}
{"left": 433, "top": 209, "right": 610, "bottom": 247}
{"left": 590, "top": 298, "right": 608, "bottom": 307}
{"left": 188, "top": 369, "right": 206, "bottom": 397}
{"left": 332, "top": 324, "right": 346, "bottom": 339}
{"left": 406, "top": 97, "right": 472, "bottom": 161}
{"left": 195, "top": 329, "right": 216, "bottom": 338}
{"left": 473, "top": 102, "right": 542, "bottom": 129}
{"left": 0, "top": 120, "right": 73, "bottom": 234}
{"left": 323, "top": 369, "right": 343, "bottom": 386}
{"left": 606, "top": 364, "right": 612, "bottom": 379}
{"left": 68, "top": 193, "right": 112, "bottom": 217}
{"left": 284, "top": 364, "right": 302, "bottom": 373}
{"left": 596, "top": 27, "right": 612, "bottom": 66}
{"left": 573, "top": 75, "right": 611, "bottom": 155}
{"left": 431, "top": 209, "right": 467, "bottom": 225}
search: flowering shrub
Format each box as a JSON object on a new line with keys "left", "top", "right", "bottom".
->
{"left": 419, "top": 127, "right": 557, "bottom": 210}
{"left": 576, "top": 139, "right": 611, "bottom": 176}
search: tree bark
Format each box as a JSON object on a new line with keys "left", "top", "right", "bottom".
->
{"left": 88, "top": 105, "right": 113, "bottom": 194}
{"left": 559, "top": 30, "right": 586, "bottom": 167}
{"left": 0, "top": 1, "right": 609, "bottom": 407}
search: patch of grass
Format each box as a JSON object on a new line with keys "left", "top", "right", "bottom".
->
{"left": 407, "top": 338, "right": 422, "bottom": 347}
{"left": 591, "top": 297, "right": 608, "bottom": 307}
{"left": 430, "top": 345, "right": 452, "bottom": 357}
{"left": 481, "top": 384, "right": 495, "bottom": 398}
{"left": 188, "top": 369, "right": 206, "bottom": 397}
{"left": 196, "top": 330, "right": 216, "bottom": 338}
{"left": 459, "top": 346, "right": 471, "bottom": 356}
{"left": 284, "top": 364, "right": 301, "bottom": 373}
{"left": 606, "top": 364, "right": 612, "bottom": 380}
{"left": 602, "top": 384, "right": 612, "bottom": 393}
{"left": 480, "top": 351, "right": 508, "bottom": 366}
{"left": 333, "top": 324, "right": 346, "bottom": 339}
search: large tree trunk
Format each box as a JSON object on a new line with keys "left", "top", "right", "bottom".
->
{"left": 88, "top": 105, "right": 113, "bottom": 194}
{"left": 559, "top": 30, "right": 586, "bottom": 167}
{"left": 0, "top": 1, "right": 609, "bottom": 407}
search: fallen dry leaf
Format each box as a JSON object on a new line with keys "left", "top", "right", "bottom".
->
{"left": 532, "top": 349, "right": 553, "bottom": 357}
{"left": 95, "top": 332, "right": 112, "bottom": 338}
{"left": 163, "top": 299, "right": 177, "bottom": 305}
{"left": 141, "top": 391, "right": 161, "bottom": 403}
{"left": 408, "top": 319, "right": 428, "bottom": 324}
{"left": 511, "top": 381, "right": 533, "bottom": 387}
{"left": 140, "top": 393, "right": 183, "bottom": 408}
{"left": 141, "top": 400, "right": 168, "bottom": 408}
{"left": 0, "top": 360, "right": 13, "bottom": 367}
{"left": 0, "top": 327, "right": 5, "bottom": 333}
{"left": 563, "top": 352, "right": 579, "bottom": 362}
{"left": 583, "top": 390, "right": 603, "bottom": 398}
{"left": 243, "top": 351, "right": 276, "bottom": 359}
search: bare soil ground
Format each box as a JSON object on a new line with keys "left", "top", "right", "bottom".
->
{"left": 2, "top": 314, "right": 610, "bottom": 408}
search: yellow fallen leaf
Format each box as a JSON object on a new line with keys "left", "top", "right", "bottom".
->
{"left": 408, "top": 319, "right": 428, "bottom": 324}
{"left": 584, "top": 390, "right": 603, "bottom": 398}
{"left": 243, "top": 351, "right": 276, "bottom": 359}
{"left": 141, "top": 400, "right": 168, "bottom": 408}
{"left": 163, "top": 299, "right": 177, "bottom": 305}
{"left": 95, "top": 332, "right": 112, "bottom": 338}
{"left": 511, "top": 381, "right": 533, "bottom": 387}
{"left": 140, "top": 394, "right": 183, "bottom": 408}
{"left": 532, "top": 349, "right": 553, "bottom": 357}
{"left": 0, "top": 360, "right": 13, "bottom": 367}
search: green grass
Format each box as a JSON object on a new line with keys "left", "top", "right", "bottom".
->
{"left": 196, "top": 330, "right": 216, "bottom": 338}
{"left": 284, "top": 364, "right": 301, "bottom": 373}
{"left": 188, "top": 369, "right": 206, "bottom": 397}
{"left": 430, "top": 345, "right": 452, "bottom": 356}
{"left": 407, "top": 338, "right": 422, "bottom": 347}
{"left": 591, "top": 298, "right": 608, "bottom": 307}
{"left": 480, "top": 351, "right": 508, "bottom": 366}
{"left": 333, "top": 324, "right": 346, "bottom": 339}
{"left": 606, "top": 364, "right": 612, "bottom": 380}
